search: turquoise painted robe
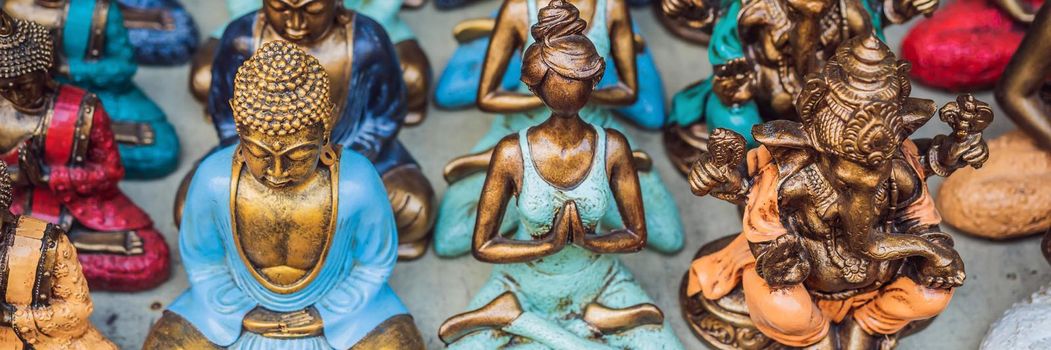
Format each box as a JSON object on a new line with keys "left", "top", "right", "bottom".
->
{"left": 58, "top": 0, "right": 180, "bottom": 178}
{"left": 168, "top": 146, "right": 409, "bottom": 349}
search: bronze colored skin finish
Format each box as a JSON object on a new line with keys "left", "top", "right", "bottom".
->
{"left": 445, "top": 0, "right": 639, "bottom": 178}
{"left": 996, "top": 2, "right": 1051, "bottom": 150}
{"left": 995, "top": 2, "right": 1051, "bottom": 262}
{"left": 472, "top": 70, "right": 646, "bottom": 264}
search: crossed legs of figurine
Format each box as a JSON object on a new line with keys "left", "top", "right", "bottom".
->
{"left": 440, "top": 292, "right": 665, "bottom": 345}
{"left": 740, "top": 267, "right": 953, "bottom": 348}
{"left": 144, "top": 311, "right": 424, "bottom": 349}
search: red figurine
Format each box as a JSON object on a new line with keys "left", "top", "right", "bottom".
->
{"left": 0, "top": 11, "right": 169, "bottom": 292}
{"left": 902, "top": 0, "right": 1043, "bottom": 91}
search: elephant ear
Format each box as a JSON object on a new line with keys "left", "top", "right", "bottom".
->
{"left": 900, "top": 97, "right": 936, "bottom": 139}
{"left": 796, "top": 76, "right": 827, "bottom": 127}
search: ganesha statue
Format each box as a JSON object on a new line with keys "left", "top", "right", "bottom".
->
{"left": 680, "top": 35, "right": 991, "bottom": 349}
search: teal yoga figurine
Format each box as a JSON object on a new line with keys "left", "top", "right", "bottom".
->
{"left": 3, "top": 0, "right": 180, "bottom": 179}
{"left": 659, "top": 0, "right": 939, "bottom": 175}
{"left": 434, "top": 0, "right": 684, "bottom": 258}
{"left": 143, "top": 41, "right": 425, "bottom": 349}
{"left": 434, "top": 0, "right": 668, "bottom": 131}
{"left": 191, "top": 0, "right": 431, "bottom": 124}
{"left": 437, "top": 3, "right": 683, "bottom": 348}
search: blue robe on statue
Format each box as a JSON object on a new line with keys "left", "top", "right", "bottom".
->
{"left": 168, "top": 146, "right": 409, "bottom": 349}
{"left": 209, "top": 12, "right": 415, "bottom": 174}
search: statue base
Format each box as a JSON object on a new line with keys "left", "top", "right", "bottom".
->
{"left": 680, "top": 235, "right": 934, "bottom": 350}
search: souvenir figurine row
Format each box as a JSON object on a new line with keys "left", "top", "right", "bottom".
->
{"left": 0, "top": 0, "right": 1047, "bottom": 349}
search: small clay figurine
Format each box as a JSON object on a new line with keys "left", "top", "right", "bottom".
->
{"left": 143, "top": 41, "right": 425, "bottom": 349}
{"left": 0, "top": 160, "right": 118, "bottom": 350}
{"left": 192, "top": 0, "right": 431, "bottom": 125}
{"left": 434, "top": 0, "right": 683, "bottom": 258}
{"left": 183, "top": 0, "right": 435, "bottom": 260}
{"left": 0, "top": 11, "right": 170, "bottom": 292}
{"left": 902, "top": 0, "right": 1040, "bottom": 91}
{"left": 660, "top": 0, "right": 939, "bottom": 175}
{"left": 438, "top": 5, "right": 682, "bottom": 348}
{"left": 936, "top": 1, "right": 1051, "bottom": 240}
{"left": 682, "top": 35, "right": 990, "bottom": 349}
{"left": 116, "top": 0, "right": 200, "bottom": 65}
{"left": 3, "top": 0, "right": 181, "bottom": 179}
{"left": 434, "top": 0, "right": 668, "bottom": 131}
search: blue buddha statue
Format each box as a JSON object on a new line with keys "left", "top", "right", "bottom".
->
{"left": 143, "top": 41, "right": 424, "bottom": 350}
{"left": 187, "top": 0, "right": 434, "bottom": 260}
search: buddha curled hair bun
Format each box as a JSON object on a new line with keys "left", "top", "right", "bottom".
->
{"left": 521, "top": 0, "right": 605, "bottom": 87}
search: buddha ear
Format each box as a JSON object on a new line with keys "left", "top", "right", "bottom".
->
{"left": 796, "top": 75, "right": 827, "bottom": 127}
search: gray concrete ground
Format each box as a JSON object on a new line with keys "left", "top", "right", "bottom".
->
{"left": 89, "top": 1, "right": 1050, "bottom": 349}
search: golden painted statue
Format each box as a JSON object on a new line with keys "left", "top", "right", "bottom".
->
{"left": 935, "top": 1, "right": 1051, "bottom": 241}
{"left": 681, "top": 35, "right": 991, "bottom": 349}
{"left": 177, "top": 0, "right": 435, "bottom": 260}
{"left": 0, "top": 160, "right": 117, "bottom": 350}
{"left": 144, "top": 41, "right": 424, "bottom": 349}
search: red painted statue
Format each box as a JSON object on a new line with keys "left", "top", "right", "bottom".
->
{"left": 902, "top": 0, "right": 1043, "bottom": 91}
{"left": 0, "top": 11, "right": 169, "bottom": 292}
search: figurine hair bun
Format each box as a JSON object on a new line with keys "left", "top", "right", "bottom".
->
{"left": 522, "top": 0, "right": 605, "bottom": 86}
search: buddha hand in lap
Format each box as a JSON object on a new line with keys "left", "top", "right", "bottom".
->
{"left": 144, "top": 41, "right": 423, "bottom": 350}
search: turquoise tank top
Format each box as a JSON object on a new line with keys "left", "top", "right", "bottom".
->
{"left": 514, "top": 124, "right": 611, "bottom": 239}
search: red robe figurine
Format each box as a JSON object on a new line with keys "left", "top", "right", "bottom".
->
{"left": 2, "top": 85, "right": 170, "bottom": 292}
{"left": 903, "top": 0, "right": 1044, "bottom": 91}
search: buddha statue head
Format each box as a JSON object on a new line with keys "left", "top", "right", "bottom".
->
{"left": 263, "top": 0, "right": 342, "bottom": 44}
{"left": 795, "top": 34, "right": 923, "bottom": 189}
{"left": 231, "top": 40, "right": 334, "bottom": 188}
{"left": 0, "top": 9, "right": 54, "bottom": 113}
{"left": 521, "top": 0, "right": 605, "bottom": 116}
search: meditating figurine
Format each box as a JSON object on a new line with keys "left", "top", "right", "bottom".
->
{"left": 660, "top": 0, "right": 938, "bottom": 175}
{"left": 902, "top": 0, "right": 1041, "bottom": 91}
{"left": 438, "top": 7, "right": 683, "bottom": 348}
{"left": 434, "top": 0, "right": 668, "bottom": 131}
{"left": 0, "top": 11, "right": 170, "bottom": 292}
{"left": 936, "top": 1, "right": 1051, "bottom": 240}
{"left": 192, "top": 0, "right": 431, "bottom": 125}
{"left": 681, "top": 35, "right": 990, "bottom": 349}
{"left": 0, "top": 160, "right": 118, "bottom": 350}
{"left": 143, "top": 41, "right": 424, "bottom": 349}
{"left": 434, "top": 0, "right": 683, "bottom": 258}
{"left": 192, "top": 0, "right": 435, "bottom": 260}
{"left": 116, "top": 0, "right": 201, "bottom": 65}
{"left": 3, "top": 0, "right": 180, "bottom": 179}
